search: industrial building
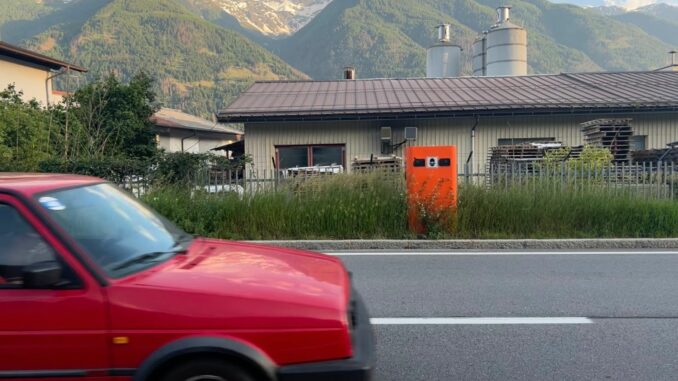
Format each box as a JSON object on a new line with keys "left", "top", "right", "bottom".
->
{"left": 218, "top": 71, "right": 678, "bottom": 173}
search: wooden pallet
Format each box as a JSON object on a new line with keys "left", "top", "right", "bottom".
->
{"left": 581, "top": 119, "right": 633, "bottom": 163}
{"left": 488, "top": 142, "right": 564, "bottom": 165}
{"left": 352, "top": 155, "right": 403, "bottom": 172}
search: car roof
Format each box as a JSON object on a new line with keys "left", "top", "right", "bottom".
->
{"left": 0, "top": 173, "right": 104, "bottom": 196}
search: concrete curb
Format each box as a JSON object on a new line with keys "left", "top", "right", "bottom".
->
{"left": 247, "top": 239, "right": 678, "bottom": 251}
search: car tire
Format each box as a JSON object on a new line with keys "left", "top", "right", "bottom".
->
{"left": 162, "top": 359, "right": 257, "bottom": 381}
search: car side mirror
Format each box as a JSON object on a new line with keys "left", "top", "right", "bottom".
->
{"left": 23, "top": 261, "right": 62, "bottom": 289}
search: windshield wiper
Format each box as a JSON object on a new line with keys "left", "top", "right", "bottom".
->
{"left": 110, "top": 249, "right": 185, "bottom": 272}
{"left": 173, "top": 233, "right": 195, "bottom": 250}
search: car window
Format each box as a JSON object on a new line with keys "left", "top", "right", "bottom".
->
{"left": 0, "top": 204, "right": 58, "bottom": 288}
{"left": 36, "top": 183, "right": 192, "bottom": 278}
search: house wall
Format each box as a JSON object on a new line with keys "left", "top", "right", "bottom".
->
{"left": 0, "top": 59, "right": 53, "bottom": 105}
{"left": 245, "top": 112, "right": 678, "bottom": 173}
{"left": 157, "top": 131, "right": 234, "bottom": 155}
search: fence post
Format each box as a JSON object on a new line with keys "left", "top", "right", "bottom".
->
{"left": 672, "top": 162, "right": 675, "bottom": 200}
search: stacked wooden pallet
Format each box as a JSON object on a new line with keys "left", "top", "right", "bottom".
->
{"left": 488, "top": 142, "right": 564, "bottom": 165}
{"left": 352, "top": 155, "right": 403, "bottom": 172}
{"left": 581, "top": 119, "right": 633, "bottom": 162}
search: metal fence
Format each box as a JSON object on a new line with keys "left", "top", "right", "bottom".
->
{"left": 118, "top": 165, "right": 402, "bottom": 197}
{"left": 475, "top": 162, "right": 678, "bottom": 200}
{"left": 119, "top": 162, "right": 678, "bottom": 200}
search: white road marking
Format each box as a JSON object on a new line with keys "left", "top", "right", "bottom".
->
{"left": 328, "top": 251, "right": 678, "bottom": 256}
{"left": 370, "top": 317, "right": 593, "bottom": 325}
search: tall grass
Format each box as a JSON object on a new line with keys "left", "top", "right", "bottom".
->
{"left": 144, "top": 172, "right": 410, "bottom": 240}
{"left": 456, "top": 184, "right": 678, "bottom": 239}
{"left": 142, "top": 174, "right": 678, "bottom": 240}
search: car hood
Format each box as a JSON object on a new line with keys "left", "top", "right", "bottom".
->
{"left": 108, "top": 238, "right": 351, "bottom": 330}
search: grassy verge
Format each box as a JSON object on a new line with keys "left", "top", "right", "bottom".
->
{"left": 142, "top": 174, "right": 678, "bottom": 240}
{"left": 456, "top": 185, "right": 678, "bottom": 239}
{"left": 144, "top": 172, "right": 410, "bottom": 240}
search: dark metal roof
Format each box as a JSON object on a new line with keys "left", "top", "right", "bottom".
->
{"left": 0, "top": 41, "right": 87, "bottom": 73}
{"left": 218, "top": 72, "right": 678, "bottom": 123}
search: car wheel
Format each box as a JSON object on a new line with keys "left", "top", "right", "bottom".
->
{"left": 162, "top": 359, "right": 257, "bottom": 381}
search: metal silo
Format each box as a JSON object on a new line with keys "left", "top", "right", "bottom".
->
{"left": 485, "top": 6, "right": 527, "bottom": 76}
{"left": 472, "top": 32, "right": 487, "bottom": 76}
{"left": 426, "top": 24, "right": 462, "bottom": 78}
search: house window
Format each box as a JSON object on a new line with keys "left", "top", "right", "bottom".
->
{"left": 498, "top": 137, "right": 556, "bottom": 146}
{"left": 312, "top": 146, "right": 344, "bottom": 166}
{"left": 278, "top": 146, "right": 309, "bottom": 169}
{"left": 276, "top": 145, "right": 345, "bottom": 169}
{"left": 630, "top": 135, "right": 647, "bottom": 151}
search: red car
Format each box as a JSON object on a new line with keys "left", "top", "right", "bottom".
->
{"left": 0, "top": 174, "right": 374, "bottom": 381}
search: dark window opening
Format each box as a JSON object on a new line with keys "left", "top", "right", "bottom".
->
{"left": 278, "top": 146, "right": 309, "bottom": 169}
{"left": 312, "top": 146, "right": 343, "bottom": 166}
{"left": 276, "top": 145, "right": 345, "bottom": 169}
{"left": 630, "top": 135, "right": 647, "bottom": 151}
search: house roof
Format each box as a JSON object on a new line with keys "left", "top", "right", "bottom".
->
{"left": 655, "top": 64, "right": 678, "bottom": 72}
{"left": 151, "top": 108, "right": 243, "bottom": 136}
{"left": 0, "top": 41, "right": 87, "bottom": 73}
{"left": 217, "top": 71, "right": 678, "bottom": 123}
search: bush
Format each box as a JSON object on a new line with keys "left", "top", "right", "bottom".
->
{"left": 38, "top": 157, "right": 151, "bottom": 183}
{"left": 543, "top": 145, "right": 614, "bottom": 171}
{"left": 154, "top": 152, "right": 252, "bottom": 186}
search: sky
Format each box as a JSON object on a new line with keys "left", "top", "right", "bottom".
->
{"left": 550, "top": 0, "right": 678, "bottom": 9}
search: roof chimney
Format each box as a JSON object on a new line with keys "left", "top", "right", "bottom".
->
{"left": 436, "top": 24, "right": 451, "bottom": 43}
{"left": 343, "top": 66, "right": 356, "bottom": 80}
{"left": 670, "top": 50, "right": 677, "bottom": 66}
{"left": 497, "top": 6, "right": 511, "bottom": 23}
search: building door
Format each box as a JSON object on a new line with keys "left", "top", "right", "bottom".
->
{"left": 0, "top": 196, "right": 110, "bottom": 380}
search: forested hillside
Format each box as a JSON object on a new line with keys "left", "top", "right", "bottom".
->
{"left": 0, "top": 0, "right": 306, "bottom": 117}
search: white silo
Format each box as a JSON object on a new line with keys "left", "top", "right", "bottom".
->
{"left": 472, "top": 32, "right": 487, "bottom": 76}
{"left": 426, "top": 24, "right": 462, "bottom": 78}
{"left": 485, "top": 6, "right": 527, "bottom": 76}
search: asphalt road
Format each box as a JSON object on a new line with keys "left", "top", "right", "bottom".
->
{"left": 336, "top": 250, "right": 678, "bottom": 381}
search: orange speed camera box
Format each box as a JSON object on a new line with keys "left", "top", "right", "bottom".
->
{"left": 405, "top": 146, "right": 458, "bottom": 234}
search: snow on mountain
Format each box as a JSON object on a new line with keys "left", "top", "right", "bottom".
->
{"left": 217, "top": 0, "right": 333, "bottom": 36}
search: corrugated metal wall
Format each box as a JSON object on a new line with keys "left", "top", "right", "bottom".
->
{"left": 245, "top": 113, "right": 678, "bottom": 173}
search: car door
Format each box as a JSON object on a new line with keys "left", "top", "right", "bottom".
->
{"left": 0, "top": 195, "right": 111, "bottom": 380}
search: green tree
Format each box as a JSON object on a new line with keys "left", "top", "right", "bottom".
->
{"left": 68, "top": 72, "right": 159, "bottom": 160}
{"left": 0, "top": 85, "right": 52, "bottom": 171}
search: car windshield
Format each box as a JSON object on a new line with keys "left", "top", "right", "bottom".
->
{"left": 35, "top": 183, "right": 193, "bottom": 278}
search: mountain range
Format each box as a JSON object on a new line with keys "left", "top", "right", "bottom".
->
{"left": 1, "top": 0, "right": 677, "bottom": 118}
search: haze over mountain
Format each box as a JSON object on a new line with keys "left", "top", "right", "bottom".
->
{"left": 552, "top": 0, "right": 678, "bottom": 10}
{"left": 593, "top": 3, "right": 678, "bottom": 53}
{"left": 1, "top": 0, "right": 677, "bottom": 116}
